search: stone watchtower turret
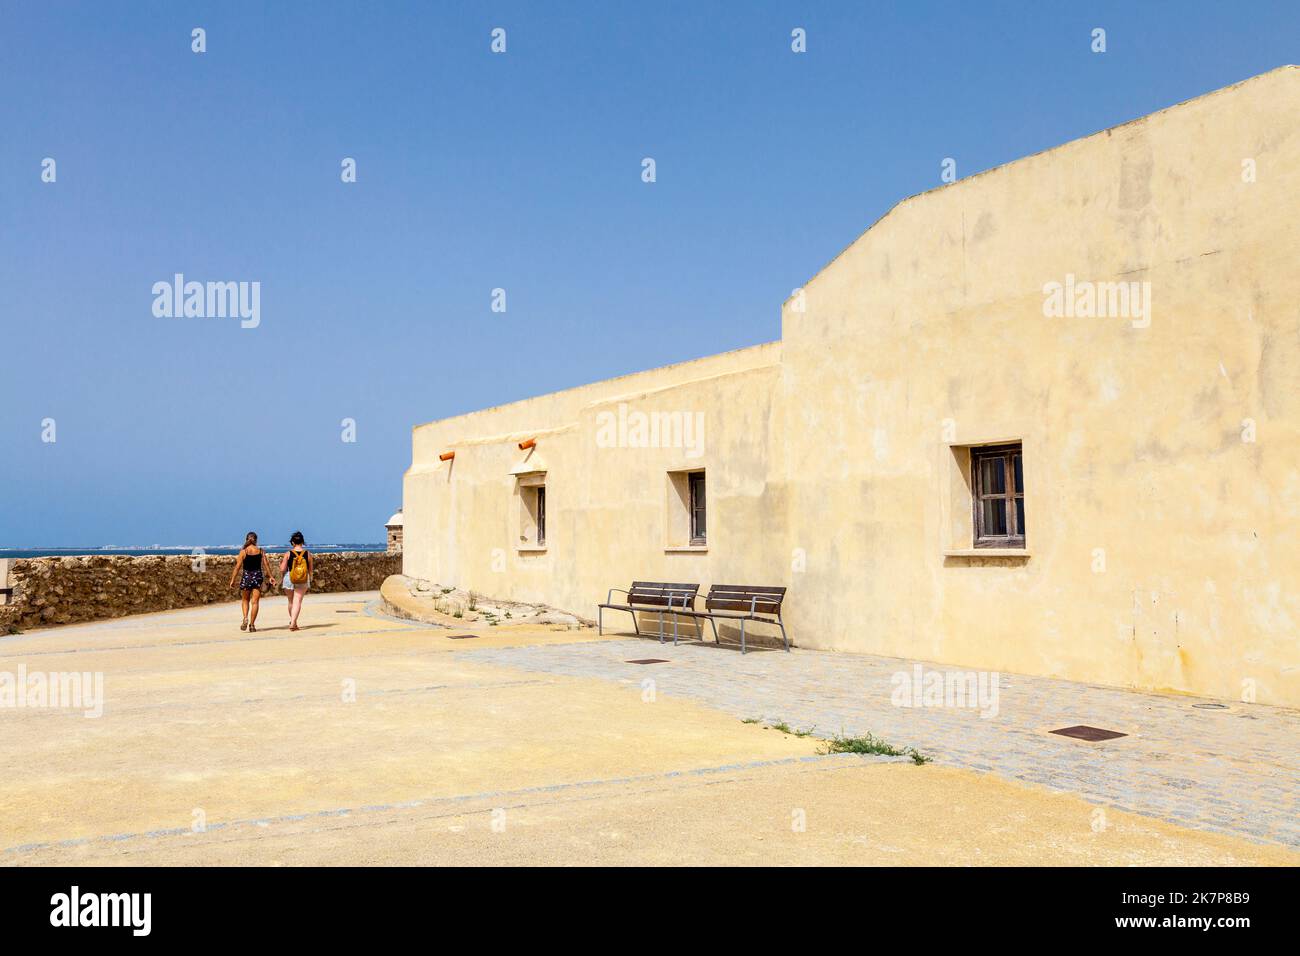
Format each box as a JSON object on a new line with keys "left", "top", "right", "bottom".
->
{"left": 385, "top": 509, "right": 403, "bottom": 554}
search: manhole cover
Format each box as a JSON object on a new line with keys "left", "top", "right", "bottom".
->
{"left": 1192, "top": 702, "right": 1228, "bottom": 710}
{"left": 447, "top": 633, "right": 479, "bottom": 640}
{"left": 626, "top": 659, "right": 670, "bottom": 665}
{"left": 1050, "top": 725, "right": 1127, "bottom": 742}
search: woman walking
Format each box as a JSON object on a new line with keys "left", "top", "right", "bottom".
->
{"left": 229, "top": 531, "right": 272, "bottom": 632}
{"left": 280, "top": 531, "right": 314, "bottom": 631}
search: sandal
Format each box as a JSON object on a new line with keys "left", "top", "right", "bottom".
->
{"left": 240, "top": 620, "right": 248, "bottom": 631}
{"left": 248, "top": 624, "right": 256, "bottom": 633}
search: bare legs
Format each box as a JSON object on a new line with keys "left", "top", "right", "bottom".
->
{"left": 289, "top": 587, "right": 306, "bottom": 630}
{"left": 240, "top": 588, "right": 262, "bottom": 630}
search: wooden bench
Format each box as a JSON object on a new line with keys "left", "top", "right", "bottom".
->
{"left": 597, "top": 581, "right": 700, "bottom": 644}
{"left": 679, "top": 585, "right": 788, "bottom": 654}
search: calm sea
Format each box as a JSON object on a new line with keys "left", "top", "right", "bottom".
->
{"left": 1, "top": 544, "right": 387, "bottom": 559}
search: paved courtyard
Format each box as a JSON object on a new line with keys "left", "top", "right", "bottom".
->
{"left": 0, "top": 593, "right": 1294, "bottom": 865}
{"left": 462, "top": 632, "right": 1300, "bottom": 847}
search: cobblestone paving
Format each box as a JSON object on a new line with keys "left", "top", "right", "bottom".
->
{"left": 461, "top": 637, "right": 1300, "bottom": 847}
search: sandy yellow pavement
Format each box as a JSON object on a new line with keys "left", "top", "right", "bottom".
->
{"left": 1, "top": 593, "right": 1294, "bottom": 866}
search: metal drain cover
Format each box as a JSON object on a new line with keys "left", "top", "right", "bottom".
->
{"left": 447, "top": 633, "right": 480, "bottom": 640}
{"left": 335, "top": 610, "right": 357, "bottom": 614}
{"left": 626, "top": 659, "right": 670, "bottom": 665}
{"left": 1051, "top": 725, "right": 1127, "bottom": 742}
{"left": 1193, "top": 702, "right": 1228, "bottom": 710}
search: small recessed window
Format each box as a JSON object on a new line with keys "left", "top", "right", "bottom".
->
{"left": 517, "top": 474, "right": 547, "bottom": 550}
{"left": 665, "top": 468, "right": 707, "bottom": 551}
{"left": 689, "top": 472, "right": 706, "bottom": 546}
{"left": 971, "top": 444, "right": 1024, "bottom": 548}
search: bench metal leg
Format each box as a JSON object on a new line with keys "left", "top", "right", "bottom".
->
{"left": 708, "top": 616, "right": 720, "bottom": 646}
{"left": 778, "top": 618, "right": 789, "bottom": 652}
{"left": 740, "top": 619, "right": 747, "bottom": 655}
{"left": 598, "top": 607, "right": 603, "bottom": 636}
{"left": 672, "top": 613, "right": 680, "bottom": 646}
{"left": 657, "top": 611, "right": 665, "bottom": 644}
{"left": 631, "top": 610, "right": 640, "bottom": 636}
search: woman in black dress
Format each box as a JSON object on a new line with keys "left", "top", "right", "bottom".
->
{"left": 228, "top": 531, "right": 272, "bottom": 632}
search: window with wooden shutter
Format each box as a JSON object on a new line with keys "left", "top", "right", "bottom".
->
{"left": 688, "top": 471, "right": 706, "bottom": 546}
{"left": 971, "top": 444, "right": 1024, "bottom": 548}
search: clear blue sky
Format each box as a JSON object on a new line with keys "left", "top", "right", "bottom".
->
{"left": 2, "top": 1, "right": 1296, "bottom": 546}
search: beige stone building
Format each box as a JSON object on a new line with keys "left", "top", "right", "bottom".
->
{"left": 403, "top": 67, "right": 1300, "bottom": 707}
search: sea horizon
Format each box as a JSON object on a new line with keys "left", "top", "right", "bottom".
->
{"left": 1, "top": 543, "right": 387, "bottom": 559}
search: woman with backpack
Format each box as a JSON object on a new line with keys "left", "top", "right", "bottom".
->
{"left": 228, "top": 531, "right": 272, "bottom": 632}
{"left": 280, "top": 531, "right": 314, "bottom": 631}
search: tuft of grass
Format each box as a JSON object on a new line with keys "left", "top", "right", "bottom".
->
{"left": 822, "top": 733, "right": 931, "bottom": 765}
{"left": 755, "top": 718, "right": 816, "bottom": 738}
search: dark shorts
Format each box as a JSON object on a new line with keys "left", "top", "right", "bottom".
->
{"left": 239, "top": 570, "right": 265, "bottom": 592}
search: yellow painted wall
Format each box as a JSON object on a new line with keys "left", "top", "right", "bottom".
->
{"left": 404, "top": 343, "right": 787, "bottom": 627}
{"left": 405, "top": 67, "right": 1300, "bottom": 707}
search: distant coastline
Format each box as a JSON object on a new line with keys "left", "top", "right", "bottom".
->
{"left": 1, "top": 544, "right": 387, "bottom": 559}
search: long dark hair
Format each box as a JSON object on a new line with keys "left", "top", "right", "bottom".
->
{"left": 244, "top": 531, "right": 258, "bottom": 548}
{"left": 289, "top": 531, "right": 305, "bottom": 546}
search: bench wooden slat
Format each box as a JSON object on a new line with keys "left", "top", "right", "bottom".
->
{"left": 606, "top": 581, "right": 700, "bottom": 609}
{"left": 625, "top": 595, "right": 688, "bottom": 608}
{"left": 707, "top": 601, "right": 780, "bottom": 613}
{"left": 704, "top": 584, "right": 785, "bottom": 616}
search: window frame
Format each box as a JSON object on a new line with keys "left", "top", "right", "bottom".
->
{"left": 535, "top": 485, "right": 546, "bottom": 547}
{"left": 688, "top": 471, "right": 706, "bottom": 546}
{"left": 970, "top": 443, "right": 1025, "bottom": 549}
